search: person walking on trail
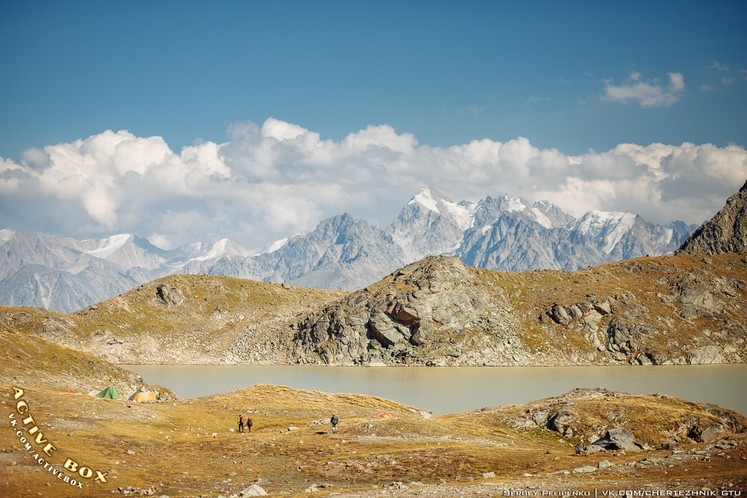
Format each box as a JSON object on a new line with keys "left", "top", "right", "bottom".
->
{"left": 330, "top": 413, "right": 339, "bottom": 433}
{"left": 238, "top": 415, "right": 244, "bottom": 433}
{"left": 246, "top": 417, "right": 253, "bottom": 433}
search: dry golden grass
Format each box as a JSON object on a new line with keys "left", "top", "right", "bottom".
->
{"left": 71, "top": 275, "right": 347, "bottom": 340}
{"left": 0, "top": 307, "right": 141, "bottom": 394}
{"left": 2, "top": 373, "right": 745, "bottom": 497}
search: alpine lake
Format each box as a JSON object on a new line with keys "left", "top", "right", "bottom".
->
{"left": 122, "top": 364, "right": 747, "bottom": 416}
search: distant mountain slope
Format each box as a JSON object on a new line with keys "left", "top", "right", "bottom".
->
{"left": 0, "top": 230, "right": 147, "bottom": 311}
{"left": 389, "top": 187, "right": 475, "bottom": 260}
{"left": 0, "top": 187, "right": 695, "bottom": 312}
{"left": 679, "top": 180, "right": 747, "bottom": 254}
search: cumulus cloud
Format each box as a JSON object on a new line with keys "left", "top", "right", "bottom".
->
{"left": 1, "top": 118, "right": 745, "bottom": 248}
{"left": 603, "top": 71, "right": 686, "bottom": 108}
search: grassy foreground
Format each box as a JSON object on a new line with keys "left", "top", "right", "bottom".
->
{"left": 1, "top": 380, "right": 746, "bottom": 497}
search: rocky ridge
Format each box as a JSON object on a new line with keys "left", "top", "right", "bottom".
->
{"left": 679, "top": 179, "right": 747, "bottom": 254}
{"left": 15, "top": 250, "right": 744, "bottom": 367}
{"left": 500, "top": 387, "right": 745, "bottom": 448}
{"left": 286, "top": 253, "right": 747, "bottom": 366}
{"left": 290, "top": 256, "right": 522, "bottom": 366}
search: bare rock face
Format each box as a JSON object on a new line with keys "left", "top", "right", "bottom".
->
{"left": 679, "top": 180, "right": 747, "bottom": 254}
{"left": 290, "top": 256, "right": 522, "bottom": 365}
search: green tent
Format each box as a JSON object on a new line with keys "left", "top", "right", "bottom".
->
{"left": 96, "top": 386, "right": 118, "bottom": 399}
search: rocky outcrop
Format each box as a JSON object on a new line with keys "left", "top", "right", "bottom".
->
{"left": 156, "top": 284, "right": 184, "bottom": 306}
{"left": 291, "top": 256, "right": 523, "bottom": 366}
{"left": 538, "top": 256, "right": 747, "bottom": 366}
{"left": 547, "top": 410, "right": 576, "bottom": 438}
{"left": 501, "top": 388, "right": 746, "bottom": 454}
{"left": 679, "top": 180, "right": 747, "bottom": 254}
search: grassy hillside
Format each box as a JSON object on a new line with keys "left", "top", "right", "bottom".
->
{"left": 0, "top": 307, "right": 143, "bottom": 395}
{"left": 2, "top": 253, "right": 745, "bottom": 366}
{"left": 44, "top": 275, "right": 347, "bottom": 363}
{"left": 480, "top": 252, "right": 747, "bottom": 364}
{"left": 1, "top": 381, "right": 744, "bottom": 497}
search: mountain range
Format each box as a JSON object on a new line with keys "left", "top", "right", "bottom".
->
{"left": 0, "top": 187, "right": 695, "bottom": 312}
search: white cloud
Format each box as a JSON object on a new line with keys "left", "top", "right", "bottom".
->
{"left": 1, "top": 118, "right": 745, "bottom": 248}
{"left": 700, "top": 61, "right": 746, "bottom": 90}
{"left": 668, "top": 72, "right": 685, "bottom": 92}
{"left": 603, "top": 71, "right": 686, "bottom": 108}
{"left": 261, "top": 117, "right": 310, "bottom": 142}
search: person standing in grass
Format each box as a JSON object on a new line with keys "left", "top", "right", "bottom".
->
{"left": 246, "top": 417, "right": 253, "bottom": 433}
{"left": 238, "top": 414, "right": 244, "bottom": 433}
{"left": 330, "top": 413, "right": 339, "bottom": 433}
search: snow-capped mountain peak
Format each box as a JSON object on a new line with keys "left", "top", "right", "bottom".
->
{"left": 492, "top": 194, "right": 556, "bottom": 229}
{"left": 82, "top": 233, "right": 134, "bottom": 258}
{"left": 408, "top": 187, "right": 475, "bottom": 231}
{"left": 0, "top": 228, "right": 15, "bottom": 246}
{"left": 574, "top": 211, "right": 638, "bottom": 254}
{"left": 409, "top": 186, "right": 451, "bottom": 211}
{"left": 192, "top": 238, "right": 254, "bottom": 261}
{"left": 531, "top": 200, "right": 575, "bottom": 228}
{"left": 499, "top": 194, "right": 528, "bottom": 213}
{"left": 576, "top": 211, "right": 637, "bottom": 234}
{"left": 0, "top": 187, "right": 696, "bottom": 312}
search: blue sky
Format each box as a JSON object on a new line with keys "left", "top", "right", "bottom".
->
{"left": 2, "top": 0, "right": 745, "bottom": 156}
{"left": 1, "top": 1, "right": 746, "bottom": 248}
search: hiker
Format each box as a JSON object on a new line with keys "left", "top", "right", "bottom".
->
{"left": 238, "top": 414, "right": 244, "bottom": 433}
{"left": 330, "top": 413, "right": 339, "bottom": 433}
{"left": 246, "top": 417, "right": 253, "bottom": 433}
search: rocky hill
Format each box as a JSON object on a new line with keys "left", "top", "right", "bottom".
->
{"left": 41, "top": 275, "right": 346, "bottom": 364}
{"left": 290, "top": 253, "right": 747, "bottom": 366}
{"left": 6, "top": 250, "right": 744, "bottom": 367}
{"left": 679, "top": 179, "right": 747, "bottom": 254}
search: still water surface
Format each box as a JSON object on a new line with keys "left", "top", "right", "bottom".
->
{"left": 123, "top": 364, "right": 747, "bottom": 416}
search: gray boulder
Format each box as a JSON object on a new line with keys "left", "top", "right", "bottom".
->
{"left": 156, "top": 284, "right": 184, "bottom": 306}
{"left": 688, "top": 422, "right": 725, "bottom": 443}
{"left": 240, "top": 483, "right": 268, "bottom": 496}
{"left": 547, "top": 410, "right": 575, "bottom": 437}
{"left": 591, "top": 428, "right": 643, "bottom": 451}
